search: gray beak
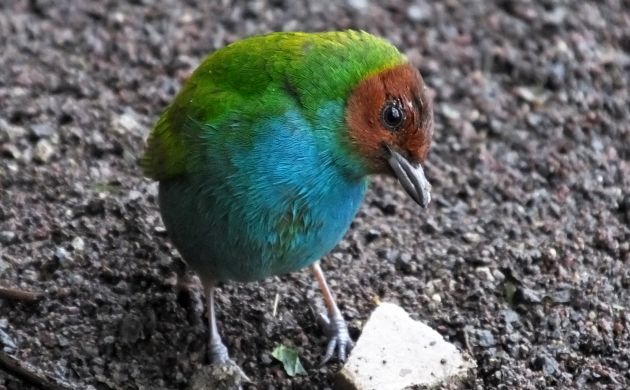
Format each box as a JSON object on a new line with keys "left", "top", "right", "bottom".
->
{"left": 386, "top": 147, "right": 431, "bottom": 208}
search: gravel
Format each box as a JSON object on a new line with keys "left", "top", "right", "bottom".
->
{"left": 1, "top": 0, "right": 629, "bottom": 389}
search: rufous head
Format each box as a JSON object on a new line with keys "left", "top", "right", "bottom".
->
{"left": 346, "top": 63, "right": 434, "bottom": 207}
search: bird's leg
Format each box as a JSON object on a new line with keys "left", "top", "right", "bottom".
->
{"left": 311, "top": 262, "right": 353, "bottom": 364}
{"left": 205, "top": 284, "right": 230, "bottom": 364}
{"left": 201, "top": 284, "right": 252, "bottom": 386}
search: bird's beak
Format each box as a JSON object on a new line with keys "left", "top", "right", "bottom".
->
{"left": 386, "top": 146, "right": 431, "bottom": 208}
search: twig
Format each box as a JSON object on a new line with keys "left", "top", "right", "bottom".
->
{"left": 0, "top": 286, "right": 43, "bottom": 303}
{"left": 0, "top": 351, "right": 78, "bottom": 390}
{"left": 272, "top": 293, "right": 280, "bottom": 317}
{"left": 462, "top": 326, "right": 474, "bottom": 355}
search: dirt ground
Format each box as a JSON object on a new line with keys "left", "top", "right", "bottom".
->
{"left": 1, "top": 0, "right": 629, "bottom": 389}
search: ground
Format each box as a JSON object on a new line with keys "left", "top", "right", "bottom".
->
{"left": 1, "top": 0, "right": 629, "bottom": 389}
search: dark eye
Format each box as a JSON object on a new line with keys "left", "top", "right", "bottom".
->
{"left": 380, "top": 101, "right": 405, "bottom": 131}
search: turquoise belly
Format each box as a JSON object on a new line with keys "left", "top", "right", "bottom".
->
{"left": 157, "top": 109, "right": 368, "bottom": 282}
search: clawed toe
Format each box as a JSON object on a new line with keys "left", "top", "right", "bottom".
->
{"left": 318, "top": 311, "right": 353, "bottom": 365}
{"left": 208, "top": 338, "right": 230, "bottom": 365}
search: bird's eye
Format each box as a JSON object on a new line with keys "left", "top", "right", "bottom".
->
{"left": 380, "top": 101, "right": 405, "bottom": 131}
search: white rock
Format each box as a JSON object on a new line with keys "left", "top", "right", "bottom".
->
{"left": 336, "top": 303, "right": 475, "bottom": 390}
{"left": 34, "top": 139, "right": 55, "bottom": 163}
{"left": 431, "top": 293, "right": 442, "bottom": 303}
{"left": 71, "top": 236, "right": 85, "bottom": 252}
{"left": 407, "top": 5, "right": 428, "bottom": 22}
{"left": 0, "top": 258, "right": 9, "bottom": 275}
{"left": 112, "top": 110, "right": 143, "bottom": 136}
{"left": 347, "top": 0, "right": 368, "bottom": 10}
{"left": 475, "top": 266, "right": 495, "bottom": 282}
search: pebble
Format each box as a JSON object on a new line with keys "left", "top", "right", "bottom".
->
{"left": 407, "top": 5, "right": 429, "bottom": 22}
{"left": 113, "top": 110, "right": 143, "bottom": 136}
{"left": 515, "top": 287, "right": 543, "bottom": 304}
{"left": 0, "top": 230, "right": 17, "bottom": 245}
{"left": 0, "top": 329, "right": 17, "bottom": 352}
{"left": 475, "top": 266, "right": 495, "bottom": 282}
{"left": 347, "top": 0, "right": 368, "bottom": 11}
{"left": 34, "top": 139, "right": 55, "bottom": 162}
{"left": 492, "top": 269, "right": 505, "bottom": 281}
{"left": 72, "top": 236, "right": 86, "bottom": 252}
{"left": 502, "top": 310, "right": 520, "bottom": 326}
{"left": 128, "top": 190, "right": 143, "bottom": 201}
{"left": 30, "top": 123, "right": 55, "bottom": 138}
{"left": 533, "top": 353, "right": 559, "bottom": 376}
{"left": 474, "top": 329, "right": 497, "bottom": 348}
{"left": 55, "top": 247, "right": 71, "bottom": 261}
{"left": 462, "top": 232, "right": 482, "bottom": 244}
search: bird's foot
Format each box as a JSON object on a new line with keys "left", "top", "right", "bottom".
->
{"left": 208, "top": 338, "right": 230, "bottom": 365}
{"left": 318, "top": 310, "right": 353, "bottom": 365}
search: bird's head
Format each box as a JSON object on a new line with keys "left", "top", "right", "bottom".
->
{"left": 345, "top": 63, "right": 434, "bottom": 208}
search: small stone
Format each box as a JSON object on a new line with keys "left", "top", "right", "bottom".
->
{"left": 431, "top": 293, "right": 442, "bottom": 303}
{"left": 57, "top": 335, "right": 70, "bottom": 347}
{"left": 0, "top": 328, "right": 17, "bottom": 352}
{"left": 34, "top": 139, "right": 55, "bottom": 162}
{"left": 550, "top": 289, "right": 571, "bottom": 304}
{"left": 113, "top": 110, "right": 143, "bottom": 136}
{"left": 501, "top": 310, "right": 520, "bottom": 326}
{"left": 364, "top": 229, "right": 380, "bottom": 243}
{"left": 347, "top": 0, "right": 368, "bottom": 11}
{"left": 515, "top": 287, "right": 543, "bottom": 304}
{"left": 260, "top": 353, "right": 272, "bottom": 365}
{"left": 71, "top": 236, "right": 85, "bottom": 252}
{"left": 30, "top": 123, "right": 55, "bottom": 138}
{"left": 407, "top": 5, "right": 428, "bottom": 22}
{"left": 545, "top": 247, "right": 558, "bottom": 261}
{"left": 440, "top": 103, "right": 461, "bottom": 120}
{"left": 532, "top": 353, "right": 559, "bottom": 376}
{"left": 475, "top": 267, "right": 494, "bottom": 282}
{"left": 190, "top": 361, "right": 250, "bottom": 390}
{"left": 421, "top": 219, "right": 439, "bottom": 234}
{"left": 473, "top": 329, "right": 496, "bottom": 348}
{"left": 0, "top": 118, "right": 26, "bottom": 140}
{"left": 55, "top": 247, "right": 70, "bottom": 261}
{"left": 462, "top": 232, "right": 482, "bottom": 244}
{"left": 492, "top": 269, "right": 505, "bottom": 281}
{"left": 378, "top": 248, "right": 399, "bottom": 263}
{"left": 128, "top": 190, "right": 142, "bottom": 201}
{"left": 396, "top": 253, "right": 416, "bottom": 274}
{"left": 0, "top": 231, "right": 16, "bottom": 245}
{"left": 336, "top": 303, "right": 475, "bottom": 390}
{"left": 1, "top": 144, "right": 21, "bottom": 159}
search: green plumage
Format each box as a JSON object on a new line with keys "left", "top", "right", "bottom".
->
{"left": 141, "top": 30, "right": 405, "bottom": 181}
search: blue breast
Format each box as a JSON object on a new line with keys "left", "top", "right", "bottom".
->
{"left": 158, "top": 104, "right": 368, "bottom": 282}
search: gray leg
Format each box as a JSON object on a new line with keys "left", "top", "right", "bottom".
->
{"left": 311, "top": 262, "right": 354, "bottom": 364}
{"left": 205, "top": 284, "right": 230, "bottom": 364}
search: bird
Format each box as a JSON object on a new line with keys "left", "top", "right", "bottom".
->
{"left": 141, "top": 30, "right": 433, "bottom": 368}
